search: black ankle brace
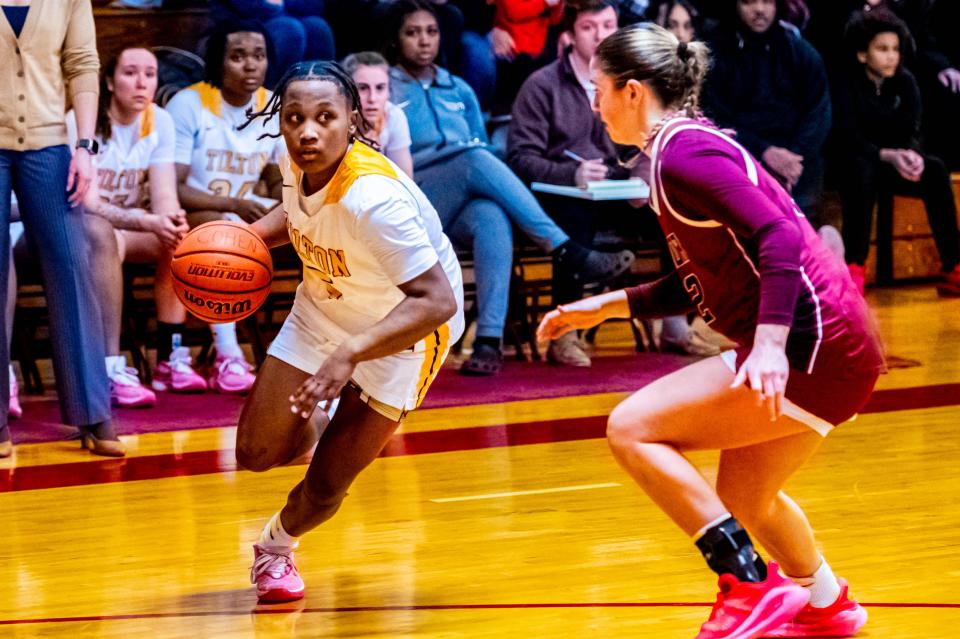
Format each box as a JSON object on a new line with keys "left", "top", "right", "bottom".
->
{"left": 694, "top": 517, "right": 767, "bottom": 583}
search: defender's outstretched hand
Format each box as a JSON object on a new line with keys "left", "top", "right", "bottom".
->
{"left": 537, "top": 296, "right": 610, "bottom": 343}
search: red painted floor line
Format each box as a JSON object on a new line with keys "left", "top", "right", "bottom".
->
{"left": 2, "top": 383, "right": 958, "bottom": 493}
{"left": 2, "top": 601, "right": 959, "bottom": 625}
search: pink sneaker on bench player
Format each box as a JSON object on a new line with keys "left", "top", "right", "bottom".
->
{"left": 152, "top": 346, "right": 207, "bottom": 393}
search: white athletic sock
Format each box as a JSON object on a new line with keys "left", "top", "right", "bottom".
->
{"left": 791, "top": 556, "right": 841, "bottom": 608}
{"left": 105, "top": 355, "right": 127, "bottom": 376}
{"left": 259, "top": 512, "right": 299, "bottom": 553}
{"left": 211, "top": 322, "right": 244, "bottom": 359}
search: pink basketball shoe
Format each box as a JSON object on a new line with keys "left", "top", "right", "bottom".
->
{"left": 152, "top": 347, "right": 207, "bottom": 393}
{"left": 109, "top": 366, "right": 157, "bottom": 408}
{"left": 208, "top": 355, "right": 255, "bottom": 394}
{"left": 695, "top": 562, "right": 810, "bottom": 639}
{"left": 763, "top": 579, "right": 867, "bottom": 637}
{"left": 251, "top": 544, "right": 305, "bottom": 603}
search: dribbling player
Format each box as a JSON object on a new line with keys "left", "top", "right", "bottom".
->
{"left": 238, "top": 61, "right": 464, "bottom": 603}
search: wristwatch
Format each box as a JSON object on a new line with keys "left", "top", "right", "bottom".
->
{"left": 76, "top": 138, "right": 100, "bottom": 155}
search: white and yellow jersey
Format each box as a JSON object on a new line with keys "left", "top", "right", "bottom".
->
{"left": 165, "top": 82, "right": 285, "bottom": 206}
{"left": 67, "top": 104, "right": 175, "bottom": 208}
{"left": 281, "top": 141, "right": 464, "bottom": 344}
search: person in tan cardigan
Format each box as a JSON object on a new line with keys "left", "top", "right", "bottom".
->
{"left": 1, "top": 0, "right": 121, "bottom": 458}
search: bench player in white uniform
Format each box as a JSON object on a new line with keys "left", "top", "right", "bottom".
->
{"left": 236, "top": 61, "right": 463, "bottom": 604}
{"left": 166, "top": 20, "right": 285, "bottom": 394}
{"left": 72, "top": 46, "right": 200, "bottom": 402}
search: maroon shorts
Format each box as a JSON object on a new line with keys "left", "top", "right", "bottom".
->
{"left": 724, "top": 347, "right": 880, "bottom": 434}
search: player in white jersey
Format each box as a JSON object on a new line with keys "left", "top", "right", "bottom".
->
{"left": 76, "top": 47, "right": 204, "bottom": 404}
{"left": 166, "top": 20, "right": 285, "bottom": 394}
{"left": 236, "top": 61, "right": 463, "bottom": 604}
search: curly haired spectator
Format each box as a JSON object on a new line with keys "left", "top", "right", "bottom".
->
{"left": 835, "top": 9, "right": 960, "bottom": 296}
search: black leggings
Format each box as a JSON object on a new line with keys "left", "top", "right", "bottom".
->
{"left": 839, "top": 153, "right": 959, "bottom": 270}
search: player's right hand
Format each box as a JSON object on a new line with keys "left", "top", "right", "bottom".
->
{"left": 536, "top": 297, "right": 609, "bottom": 343}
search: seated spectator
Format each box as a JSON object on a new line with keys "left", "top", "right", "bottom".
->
{"left": 342, "top": 52, "right": 415, "bottom": 176}
{"left": 72, "top": 47, "right": 191, "bottom": 406}
{"left": 510, "top": 0, "right": 714, "bottom": 363}
{"left": 702, "top": 0, "right": 831, "bottom": 219}
{"left": 386, "top": 0, "right": 635, "bottom": 375}
{"left": 835, "top": 10, "right": 960, "bottom": 296}
{"left": 490, "top": 0, "right": 563, "bottom": 115}
{"left": 166, "top": 19, "right": 286, "bottom": 393}
{"left": 649, "top": 0, "right": 700, "bottom": 43}
{"left": 211, "top": 0, "right": 335, "bottom": 86}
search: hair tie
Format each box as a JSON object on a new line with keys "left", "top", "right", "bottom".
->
{"left": 677, "top": 41, "right": 689, "bottom": 61}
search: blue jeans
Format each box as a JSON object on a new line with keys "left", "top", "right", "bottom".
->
{"left": 0, "top": 146, "right": 111, "bottom": 432}
{"left": 415, "top": 148, "right": 569, "bottom": 340}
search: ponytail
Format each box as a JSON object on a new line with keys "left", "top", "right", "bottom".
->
{"left": 595, "top": 23, "right": 710, "bottom": 116}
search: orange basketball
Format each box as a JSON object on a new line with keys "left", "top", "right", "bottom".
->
{"left": 171, "top": 221, "right": 273, "bottom": 323}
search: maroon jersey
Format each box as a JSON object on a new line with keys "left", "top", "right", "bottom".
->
{"left": 644, "top": 118, "right": 883, "bottom": 379}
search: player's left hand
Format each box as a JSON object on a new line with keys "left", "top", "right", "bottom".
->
{"left": 731, "top": 324, "right": 791, "bottom": 421}
{"left": 289, "top": 349, "right": 356, "bottom": 419}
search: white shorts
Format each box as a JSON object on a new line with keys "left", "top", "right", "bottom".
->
{"left": 719, "top": 350, "right": 834, "bottom": 437}
{"left": 268, "top": 303, "right": 458, "bottom": 421}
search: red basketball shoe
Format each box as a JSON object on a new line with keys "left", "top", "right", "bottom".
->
{"left": 695, "top": 562, "right": 810, "bottom": 639}
{"left": 847, "top": 264, "right": 866, "bottom": 297}
{"left": 763, "top": 579, "right": 867, "bottom": 637}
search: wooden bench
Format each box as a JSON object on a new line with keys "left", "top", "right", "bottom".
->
{"left": 864, "top": 172, "right": 960, "bottom": 285}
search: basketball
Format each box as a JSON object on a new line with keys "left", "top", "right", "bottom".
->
{"left": 171, "top": 221, "right": 273, "bottom": 323}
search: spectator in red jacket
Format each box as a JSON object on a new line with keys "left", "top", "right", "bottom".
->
{"left": 491, "top": 0, "right": 565, "bottom": 114}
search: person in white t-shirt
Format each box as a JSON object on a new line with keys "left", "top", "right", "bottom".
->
{"left": 166, "top": 20, "right": 286, "bottom": 394}
{"left": 341, "top": 51, "right": 414, "bottom": 177}
{"left": 238, "top": 61, "right": 463, "bottom": 604}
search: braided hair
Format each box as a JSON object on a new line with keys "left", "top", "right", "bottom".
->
{"left": 240, "top": 60, "right": 379, "bottom": 150}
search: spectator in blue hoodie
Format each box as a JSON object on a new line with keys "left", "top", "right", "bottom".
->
{"left": 386, "top": 0, "right": 636, "bottom": 376}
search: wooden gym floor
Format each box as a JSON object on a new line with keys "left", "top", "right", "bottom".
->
{"left": 1, "top": 285, "right": 958, "bottom": 638}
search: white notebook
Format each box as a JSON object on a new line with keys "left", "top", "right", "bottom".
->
{"left": 531, "top": 178, "right": 650, "bottom": 201}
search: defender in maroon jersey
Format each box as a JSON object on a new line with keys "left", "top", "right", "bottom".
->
{"left": 537, "top": 23, "right": 882, "bottom": 639}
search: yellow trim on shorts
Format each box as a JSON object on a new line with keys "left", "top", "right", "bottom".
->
{"left": 415, "top": 324, "right": 450, "bottom": 408}
{"left": 347, "top": 381, "right": 406, "bottom": 422}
